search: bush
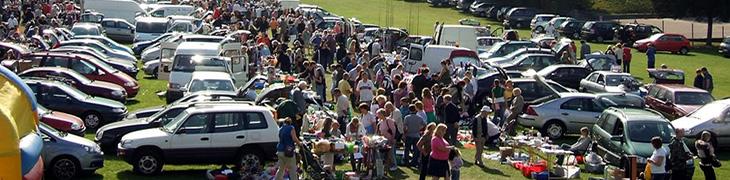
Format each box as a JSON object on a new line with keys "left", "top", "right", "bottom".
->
{"left": 591, "top": 0, "right": 655, "bottom": 14}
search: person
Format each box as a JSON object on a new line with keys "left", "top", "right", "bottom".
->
{"left": 376, "top": 108, "right": 398, "bottom": 171}
{"left": 694, "top": 69, "right": 705, "bottom": 89}
{"left": 313, "top": 64, "right": 327, "bottom": 100}
{"left": 359, "top": 103, "right": 377, "bottom": 135}
{"left": 443, "top": 95, "right": 461, "bottom": 145}
{"left": 561, "top": 127, "right": 591, "bottom": 154}
{"left": 580, "top": 40, "right": 591, "bottom": 60}
{"left": 422, "top": 89, "right": 437, "bottom": 123}
{"left": 503, "top": 80, "right": 514, "bottom": 108}
{"left": 330, "top": 122, "right": 343, "bottom": 138}
{"left": 702, "top": 67, "right": 714, "bottom": 93}
{"left": 356, "top": 71, "right": 375, "bottom": 104}
{"left": 417, "top": 123, "right": 437, "bottom": 180}
{"left": 428, "top": 124, "right": 453, "bottom": 180}
{"left": 647, "top": 136, "right": 667, "bottom": 180}
{"left": 614, "top": 43, "right": 624, "bottom": 66}
{"left": 385, "top": 102, "right": 404, "bottom": 147}
{"left": 449, "top": 149, "right": 463, "bottom": 180}
{"left": 346, "top": 118, "right": 366, "bottom": 141}
{"left": 472, "top": 106, "right": 492, "bottom": 166}
{"left": 647, "top": 43, "right": 656, "bottom": 69}
{"left": 412, "top": 68, "right": 432, "bottom": 99}
{"left": 669, "top": 128, "right": 693, "bottom": 180}
{"left": 392, "top": 82, "right": 409, "bottom": 108}
{"left": 415, "top": 101, "right": 428, "bottom": 123}
{"left": 696, "top": 131, "right": 717, "bottom": 180}
{"left": 404, "top": 104, "right": 426, "bottom": 167}
{"left": 491, "top": 79, "right": 505, "bottom": 126}
{"left": 545, "top": 22, "right": 556, "bottom": 37}
{"left": 560, "top": 51, "right": 572, "bottom": 64}
{"left": 370, "top": 38, "right": 382, "bottom": 58}
{"left": 504, "top": 88, "right": 524, "bottom": 136}
{"left": 275, "top": 117, "right": 301, "bottom": 180}
{"left": 622, "top": 43, "right": 632, "bottom": 73}
{"left": 334, "top": 89, "right": 350, "bottom": 133}
{"left": 291, "top": 81, "right": 309, "bottom": 135}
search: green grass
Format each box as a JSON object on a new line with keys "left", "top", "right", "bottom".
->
{"left": 77, "top": 0, "right": 730, "bottom": 179}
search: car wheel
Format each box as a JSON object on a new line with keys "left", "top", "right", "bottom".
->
{"left": 152, "top": 67, "right": 159, "bottom": 78}
{"left": 680, "top": 47, "right": 689, "bottom": 55}
{"left": 597, "top": 36, "right": 604, "bottom": 42}
{"left": 542, "top": 121, "right": 566, "bottom": 139}
{"left": 51, "top": 156, "right": 79, "bottom": 180}
{"left": 83, "top": 112, "right": 103, "bottom": 129}
{"left": 237, "top": 149, "right": 262, "bottom": 170}
{"left": 133, "top": 150, "right": 163, "bottom": 175}
{"left": 535, "top": 26, "right": 544, "bottom": 33}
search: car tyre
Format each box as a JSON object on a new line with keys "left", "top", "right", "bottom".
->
{"left": 542, "top": 121, "right": 566, "bottom": 139}
{"left": 535, "top": 26, "right": 544, "bottom": 33}
{"left": 237, "top": 149, "right": 262, "bottom": 170}
{"left": 50, "top": 156, "right": 80, "bottom": 180}
{"left": 133, "top": 150, "right": 163, "bottom": 175}
{"left": 680, "top": 47, "right": 689, "bottom": 55}
{"left": 83, "top": 111, "right": 103, "bottom": 129}
{"left": 152, "top": 67, "right": 159, "bottom": 78}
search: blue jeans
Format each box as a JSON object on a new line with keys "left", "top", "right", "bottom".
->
{"left": 492, "top": 102, "right": 505, "bottom": 126}
{"left": 451, "top": 170, "right": 460, "bottom": 180}
{"left": 316, "top": 84, "right": 326, "bottom": 102}
{"left": 404, "top": 136, "right": 421, "bottom": 166}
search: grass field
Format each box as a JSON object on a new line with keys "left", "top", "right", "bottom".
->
{"left": 76, "top": 0, "right": 730, "bottom": 179}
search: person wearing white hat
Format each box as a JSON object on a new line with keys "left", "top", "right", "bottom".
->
{"left": 471, "top": 105, "right": 492, "bottom": 166}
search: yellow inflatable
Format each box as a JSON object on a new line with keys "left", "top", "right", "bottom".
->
{"left": 0, "top": 66, "right": 43, "bottom": 180}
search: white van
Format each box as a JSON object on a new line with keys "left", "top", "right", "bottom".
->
{"left": 278, "top": 0, "right": 300, "bottom": 10}
{"left": 402, "top": 44, "right": 471, "bottom": 74}
{"left": 433, "top": 24, "right": 491, "bottom": 51}
{"left": 148, "top": 5, "right": 196, "bottom": 18}
{"left": 84, "top": 0, "right": 146, "bottom": 24}
{"left": 162, "top": 42, "right": 225, "bottom": 103}
{"left": 134, "top": 17, "right": 168, "bottom": 42}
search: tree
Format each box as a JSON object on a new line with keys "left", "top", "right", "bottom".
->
{"left": 652, "top": 0, "right": 730, "bottom": 46}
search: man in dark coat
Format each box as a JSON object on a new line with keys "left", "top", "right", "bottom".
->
{"left": 443, "top": 95, "right": 462, "bottom": 145}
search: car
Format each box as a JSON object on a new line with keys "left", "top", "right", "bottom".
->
{"left": 519, "top": 92, "right": 644, "bottom": 139}
{"left": 0, "top": 42, "right": 33, "bottom": 59}
{"left": 140, "top": 34, "right": 225, "bottom": 63}
{"left": 647, "top": 68, "right": 685, "bottom": 84}
{"left": 50, "top": 47, "right": 139, "bottom": 77}
{"left": 645, "top": 84, "right": 714, "bottom": 119}
{"left": 73, "top": 35, "right": 134, "bottom": 55}
{"left": 495, "top": 5, "right": 513, "bottom": 21}
{"left": 427, "top": 0, "right": 450, "bottom": 6}
{"left": 579, "top": 71, "right": 642, "bottom": 95}
{"left": 19, "top": 67, "right": 128, "bottom": 102}
{"left": 469, "top": 2, "right": 492, "bottom": 17}
{"left": 58, "top": 39, "right": 137, "bottom": 63}
{"left": 474, "top": 72, "right": 575, "bottom": 113}
{"left": 619, "top": 23, "right": 663, "bottom": 43}
{"left": 184, "top": 71, "right": 237, "bottom": 96}
{"left": 536, "top": 64, "right": 592, "bottom": 89}
{"left": 128, "top": 90, "right": 241, "bottom": 120}
{"left": 502, "top": 7, "right": 537, "bottom": 29}
{"left": 117, "top": 104, "right": 278, "bottom": 175}
{"left": 482, "top": 47, "right": 553, "bottom": 63}
{"left": 672, "top": 99, "right": 730, "bottom": 148}
{"left": 132, "top": 33, "right": 177, "bottom": 55}
{"left": 455, "top": 0, "right": 475, "bottom": 11}
{"left": 633, "top": 33, "right": 691, "bottom": 55}
{"left": 546, "top": 17, "right": 575, "bottom": 32}
{"left": 580, "top": 21, "right": 621, "bottom": 42}
{"left": 96, "top": 101, "right": 252, "bottom": 152}
{"left": 479, "top": 41, "right": 538, "bottom": 59}
{"left": 21, "top": 52, "right": 140, "bottom": 97}
{"left": 39, "top": 123, "right": 104, "bottom": 180}
{"left": 557, "top": 20, "right": 586, "bottom": 39}
{"left": 591, "top": 108, "right": 695, "bottom": 178}
{"left": 24, "top": 79, "right": 127, "bottom": 129}
{"left": 720, "top": 36, "right": 730, "bottom": 57}
{"left": 101, "top": 18, "right": 136, "bottom": 42}
{"left": 476, "top": 37, "right": 503, "bottom": 54}
{"left": 580, "top": 53, "right": 619, "bottom": 71}
{"left": 530, "top": 14, "right": 556, "bottom": 32}
{"left": 38, "top": 105, "right": 86, "bottom": 136}
{"left": 493, "top": 53, "right": 560, "bottom": 72}
{"left": 70, "top": 23, "right": 105, "bottom": 36}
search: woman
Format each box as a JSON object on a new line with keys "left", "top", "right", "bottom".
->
{"left": 392, "top": 82, "right": 409, "bottom": 108}
{"left": 429, "top": 124, "right": 453, "bottom": 180}
{"left": 422, "top": 89, "right": 437, "bottom": 123}
{"left": 359, "top": 103, "right": 377, "bottom": 135}
{"left": 345, "top": 118, "right": 365, "bottom": 141}
{"left": 275, "top": 117, "right": 301, "bottom": 180}
{"left": 647, "top": 137, "right": 667, "bottom": 180}
{"left": 417, "top": 123, "right": 437, "bottom": 180}
{"left": 491, "top": 79, "right": 505, "bottom": 126}
{"left": 696, "top": 131, "right": 717, "bottom": 180}
{"left": 356, "top": 71, "right": 375, "bottom": 104}
{"left": 376, "top": 108, "right": 398, "bottom": 171}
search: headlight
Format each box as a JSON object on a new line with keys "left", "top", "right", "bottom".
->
{"left": 84, "top": 145, "right": 101, "bottom": 153}
{"left": 127, "top": 66, "right": 138, "bottom": 72}
{"left": 111, "top": 90, "right": 124, "bottom": 97}
{"left": 95, "top": 130, "right": 104, "bottom": 139}
{"left": 636, "top": 156, "right": 647, "bottom": 164}
{"left": 120, "top": 139, "right": 133, "bottom": 148}
{"left": 71, "top": 122, "right": 82, "bottom": 130}
{"left": 684, "top": 128, "right": 693, "bottom": 135}
{"left": 169, "top": 83, "right": 181, "bottom": 89}
{"left": 124, "top": 82, "right": 136, "bottom": 87}
{"left": 112, "top": 108, "right": 125, "bottom": 113}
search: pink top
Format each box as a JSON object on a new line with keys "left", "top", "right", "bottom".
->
{"left": 430, "top": 137, "right": 450, "bottom": 160}
{"left": 423, "top": 97, "right": 435, "bottom": 112}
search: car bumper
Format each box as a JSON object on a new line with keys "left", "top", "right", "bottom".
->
{"left": 79, "top": 151, "right": 105, "bottom": 171}
{"left": 719, "top": 48, "right": 730, "bottom": 55}
{"left": 117, "top": 145, "right": 136, "bottom": 164}
{"left": 517, "top": 114, "right": 542, "bottom": 128}
{"left": 166, "top": 89, "right": 184, "bottom": 103}
{"left": 101, "top": 111, "right": 127, "bottom": 123}
{"left": 125, "top": 85, "right": 140, "bottom": 98}
{"left": 143, "top": 62, "right": 159, "bottom": 75}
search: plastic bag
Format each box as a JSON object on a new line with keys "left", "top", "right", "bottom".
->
{"left": 644, "top": 165, "right": 652, "bottom": 180}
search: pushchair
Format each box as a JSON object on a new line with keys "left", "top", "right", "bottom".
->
{"left": 299, "top": 141, "right": 335, "bottom": 180}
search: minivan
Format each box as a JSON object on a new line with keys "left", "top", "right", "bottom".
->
{"left": 502, "top": 7, "right": 537, "bottom": 29}
{"left": 581, "top": 21, "right": 621, "bottom": 42}
{"left": 148, "top": 5, "right": 195, "bottom": 18}
{"left": 161, "top": 42, "right": 226, "bottom": 103}
{"left": 433, "top": 24, "right": 491, "bottom": 51}
{"left": 84, "top": 0, "right": 147, "bottom": 24}
{"left": 134, "top": 17, "right": 169, "bottom": 42}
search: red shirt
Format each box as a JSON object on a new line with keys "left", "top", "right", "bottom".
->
{"left": 623, "top": 47, "right": 632, "bottom": 62}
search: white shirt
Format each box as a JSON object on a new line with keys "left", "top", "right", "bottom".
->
{"left": 336, "top": 95, "right": 350, "bottom": 116}
{"left": 360, "top": 112, "right": 376, "bottom": 131}
{"left": 8, "top": 17, "right": 18, "bottom": 29}
{"left": 417, "top": 110, "right": 427, "bottom": 123}
{"left": 650, "top": 147, "right": 667, "bottom": 174}
{"left": 371, "top": 42, "right": 382, "bottom": 55}
{"left": 357, "top": 80, "right": 375, "bottom": 102}
{"left": 390, "top": 109, "right": 404, "bottom": 134}
{"left": 486, "top": 119, "right": 500, "bottom": 137}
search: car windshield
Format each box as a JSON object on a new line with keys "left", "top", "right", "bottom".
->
{"left": 59, "top": 84, "right": 90, "bottom": 99}
{"left": 172, "top": 55, "right": 227, "bottom": 72}
{"left": 162, "top": 111, "right": 189, "bottom": 132}
{"left": 688, "top": 102, "right": 727, "bottom": 118}
{"left": 605, "top": 75, "right": 633, "bottom": 86}
{"left": 452, "top": 56, "right": 480, "bottom": 66}
{"left": 189, "top": 79, "right": 235, "bottom": 92}
{"left": 724, "top": 37, "right": 730, "bottom": 43}
{"left": 63, "top": 70, "right": 93, "bottom": 84}
{"left": 136, "top": 21, "right": 167, "bottom": 33}
{"left": 648, "top": 33, "right": 664, "bottom": 40}
{"left": 675, "top": 92, "right": 714, "bottom": 105}
{"left": 627, "top": 121, "right": 675, "bottom": 143}
{"left": 71, "top": 27, "right": 99, "bottom": 36}
{"left": 587, "top": 57, "right": 615, "bottom": 71}
{"left": 597, "top": 94, "right": 644, "bottom": 108}
{"left": 40, "top": 122, "right": 67, "bottom": 137}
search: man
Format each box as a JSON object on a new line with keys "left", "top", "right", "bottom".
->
{"left": 411, "top": 67, "right": 431, "bottom": 99}
{"left": 385, "top": 102, "right": 403, "bottom": 147}
{"left": 403, "top": 104, "right": 425, "bottom": 167}
{"left": 334, "top": 88, "right": 350, "bottom": 134}
{"left": 472, "top": 106, "right": 491, "bottom": 166}
{"left": 702, "top": 67, "right": 714, "bottom": 93}
{"left": 443, "top": 95, "right": 461, "bottom": 145}
{"left": 646, "top": 43, "right": 656, "bottom": 69}
{"left": 669, "top": 128, "right": 693, "bottom": 180}
{"left": 504, "top": 88, "right": 524, "bottom": 136}
{"left": 291, "top": 81, "right": 309, "bottom": 135}
{"left": 580, "top": 40, "right": 591, "bottom": 60}
{"left": 622, "top": 43, "right": 632, "bottom": 73}
{"left": 370, "top": 38, "right": 382, "bottom": 59}
{"left": 693, "top": 69, "right": 705, "bottom": 89}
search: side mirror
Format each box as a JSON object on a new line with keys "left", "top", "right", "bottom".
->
{"left": 597, "top": 81, "right": 605, "bottom": 85}
{"left": 610, "top": 135, "right": 624, "bottom": 142}
{"left": 180, "top": 87, "right": 188, "bottom": 92}
{"left": 150, "top": 120, "right": 162, "bottom": 127}
{"left": 97, "top": 70, "right": 106, "bottom": 76}
{"left": 665, "top": 100, "right": 673, "bottom": 105}
{"left": 176, "top": 128, "right": 186, "bottom": 134}
{"left": 42, "top": 136, "right": 54, "bottom": 142}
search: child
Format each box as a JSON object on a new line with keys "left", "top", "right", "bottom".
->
{"left": 449, "top": 148, "right": 463, "bottom": 180}
{"left": 330, "top": 122, "right": 342, "bottom": 138}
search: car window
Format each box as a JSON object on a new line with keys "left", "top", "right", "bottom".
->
{"left": 723, "top": 109, "right": 730, "bottom": 122}
{"left": 102, "top": 21, "right": 116, "bottom": 28}
{"left": 408, "top": 48, "right": 422, "bottom": 61}
{"left": 648, "top": 86, "right": 660, "bottom": 97}
{"left": 213, "top": 113, "right": 243, "bottom": 133}
{"left": 627, "top": 121, "right": 674, "bottom": 143}
{"left": 180, "top": 113, "right": 209, "bottom": 134}
{"left": 560, "top": 98, "right": 583, "bottom": 111}
{"left": 151, "top": 10, "right": 165, "bottom": 17}
{"left": 159, "top": 108, "right": 186, "bottom": 125}
{"left": 119, "top": 22, "right": 131, "bottom": 29}
{"left": 71, "top": 59, "right": 97, "bottom": 75}
{"left": 45, "top": 56, "right": 70, "bottom": 67}
{"left": 674, "top": 92, "right": 714, "bottom": 105}
{"left": 599, "top": 114, "right": 617, "bottom": 133}
{"left": 244, "top": 112, "right": 268, "bottom": 129}
{"left": 655, "top": 88, "right": 668, "bottom": 101}
{"left": 587, "top": 73, "right": 599, "bottom": 82}
{"left": 610, "top": 118, "right": 623, "bottom": 136}
{"left": 596, "top": 74, "right": 605, "bottom": 84}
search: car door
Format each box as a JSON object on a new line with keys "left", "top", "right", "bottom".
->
{"left": 169, "top": 113, "right": 213, "bottom": 161}
{"left": 102, "top": 20, "right": 119, "bottom": 39}
{"left": 652, "top": 88, "right": 674, "bottom": 116}
{"left": 221, "top": 43, "right": 248, "bottom": 87}
{"left": 45, "top": 86, "right": 75, "bottom": 114}
{"left": 593, "top": 114, "right": 623, "bottom": 164}
{"left": 117, "top": 21, "right": 135, "bottom": 41}
{"left": 654, "top": 35, "right": 669, "bottom": 51}
{"left": 593, "top": 74, "right": 606, "bottom": 93}
{"left": 581, "top": 72, "right": 598, "bottom": 92}
{"left": 559, "top": 97, "right": 601, "bottom": 132}
{"left": 209, "top": 112, "right": 246, "bottom": 161}
{"left": 404, "top": 44, "right": 424, "bottom": 73}
{"left": 716, "top": 109, "right": 730, "bottom": 145}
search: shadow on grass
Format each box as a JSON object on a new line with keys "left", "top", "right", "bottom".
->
{"left": 143, "top": 76, "right": 158, "bottom": 80}
{"left": 125, "top": 99, "right": 140, "bottom": 106}
{"left": 115, "top": 170, "right": 208, "bottom": 180}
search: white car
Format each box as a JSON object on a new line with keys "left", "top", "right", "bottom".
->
{"left": 184, "top": 71, "right": 237, "bottom": 96}
{"left": 579, "top": 71, "right": 643, "bottom": 96}
{"left": 672, "top": 99, "right": 730, "bottom": 148}
{"left": 117, "top": 104, "right": 278, "bottom": 175}
{"left": 530, "top": 14, "right": 557, "bottom": 32}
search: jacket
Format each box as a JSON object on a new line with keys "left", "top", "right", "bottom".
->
{"left": 444, "top": 102, "right": 461, "bottom": 123}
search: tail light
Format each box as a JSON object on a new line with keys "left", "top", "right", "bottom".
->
{"left": 525, "top": 106, "right": 538, "bottom": 116}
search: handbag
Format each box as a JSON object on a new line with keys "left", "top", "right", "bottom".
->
{"left": 284, "top": 145, "right": 295, "bottom": 157}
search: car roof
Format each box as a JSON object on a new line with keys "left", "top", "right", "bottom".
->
{"left": 537, "top": 64, "right": 585, "bottom": 74}
{"left": 653, "top": 84, "right": 709, "bottom": 93}
{"left": 535, "top": 14, "right": 556, "bottom": 17}
{"left": 22, "top": 67, "right": 75, "bottom": 73}
{"left": 608, "top": 108, "right": 666, "bottom": 122}
{"left": 177, "top": 42, "right": 220, "bottom": 51}
{"left": 61, "top": 39, "right": 103, "bottom": 45}
{"left": 592, "top": 71, "right": 631, "bottom": 76}
{"left": 185, "top": 103, "right": 270, "bottom": 114}
{"left": 191, "top": 71, "right": 232, "bottom": 80}
{"left": 136, "top": 17, "right": 169, "bottom": 22}
{"left": 557, "top": 92, "right": 596, "bottom": 98}
{"left": 72, "top": 23, "right": 100, "bottom": 27}
{"left": 102, "top": 18, "right": 127, "bottom": 22}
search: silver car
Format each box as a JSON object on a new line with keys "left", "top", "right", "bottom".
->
{"left": 101, "top": 18, "right": 136, "bottom": 42}
{"left": 579, "top": 71, "right": 643, "bottom": 95}
{"left": 39, "top": 123, "right": 104, "bottom": 180}
{"left": 519, "top": 92, "right": 644, "bottom": 139}
{"left": 59, "top": 39, "right": 137, "bottom": 63}
{"left": 672, "top": 99, "right": 730, "bottom": 148}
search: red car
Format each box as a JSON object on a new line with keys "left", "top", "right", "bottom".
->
{"left": 19, "top": 67, "right": 128, "bottom": 102}
{"left": 645, "top": 84, "right": 714, "bottom": 119}
{"left": 38, "top": 105, "right": 86, "bottom": 136}
{"left": 633, "top": 33, "right": 691, "bottom": 54}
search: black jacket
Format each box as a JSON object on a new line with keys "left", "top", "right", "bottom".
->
{"left": 444, "top": 102, "right": 461, "bottom": 123}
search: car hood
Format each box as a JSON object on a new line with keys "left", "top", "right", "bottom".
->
{"left": 98, "top": 117, "right": 149, "bottom": 133}
{"left": 90, "top": 80, "right": 126, "bottom": 92}
{"left": 484, "top": 56, "right": 508, "bottom": 64}
{"left": 141, "top": 47, "right": 161, "bottom": 60}
{"left": 46, "top": 111, "right": 84, "bottom": 124}
{"left": 626, "top": 141, "right": 655, "bottom": 158}
{"left": 675, "top": 105, "right": 701, "bottom": 115}
{"left": 128, "top": 105, "right": 164, "bottom": 118}
{"left": 59, "top": 133, "right": 98, "bottom": 147}
{"left": 672, "top": 116, "right": 709, "bottom": 133}
{"left": 121, "top": 128, "right": 169, "bottom": 143}
{"left": 89, "top": 96, "right": 126, "bottom": 109}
